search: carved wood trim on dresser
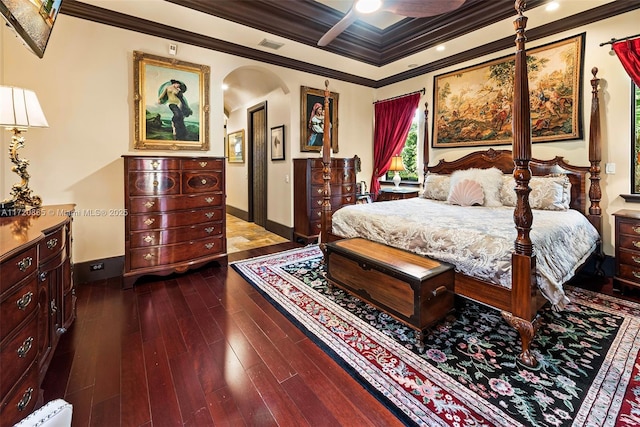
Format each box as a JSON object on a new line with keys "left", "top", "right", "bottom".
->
{"left": 122, "top": 156, "right": 227, "bottom": 288}
{"left": 0, "top": 204, "right": 75, "bottom": 427}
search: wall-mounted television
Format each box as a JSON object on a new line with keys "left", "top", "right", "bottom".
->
{"left": 0, "top": 0, "right": 63, "bottom": 58}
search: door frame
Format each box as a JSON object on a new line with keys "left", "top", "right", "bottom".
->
{"left": 247, "top": 101, "right": 267, "bottom": 223}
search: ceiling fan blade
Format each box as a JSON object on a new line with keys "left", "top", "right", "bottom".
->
{"left": 317, "top": 7, "right": 358, "bottom": 47}
{"left": 383, "top": 0, "right": 467, "bottom": 18}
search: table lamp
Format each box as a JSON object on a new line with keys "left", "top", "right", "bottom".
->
{"left": 388, "top": 154, "right": 405, "bottom": 189}
{"left": 0, "top": 86, "right": 48, "bottom": 216}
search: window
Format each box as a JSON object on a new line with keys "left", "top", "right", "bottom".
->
{"left": 633, "top": 84, "right": 640, "bottom": 193}
{"left": 385, "top": 110, "right": 419, "bottom": 182}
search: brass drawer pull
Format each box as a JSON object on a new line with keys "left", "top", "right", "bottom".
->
{"left": 201, "top": 179, "right": 207, "bottom": 185}
{"left": 153, "top": 180, "right": 159, "bottom": 188}
{"left": 316, "top": 200, "right": 322, "bottom": 206}
{"left": 50, "top": 300, "right": 58, "bottom": 314}
{"left": 633, "top": 271, "right": 640, "bottom": 279}
{"left": 143, "top": 235, "right": 154, "bottom": 243}
{"left": 204, "top": 227, "right": 215, "bottom": 233}
{"left": 16, "top": 292, "right": 33, "bottom": 311}
{"left": 634, "top": 241, "right": 640, "bottom": 249}
{"left": 345, "top": 197, "right": 352, "bottom": 202}
{"left": 205, "top": 243, "right": 215, "bottom": 250}
{"left": 199, "top": 161, "right": 208, "bottom": 167}
{"left": 143, "top": 253, "right": 154, "bottom": 260}
{"left": 144, "top": 200, "right": 155, "bottom": 208}
{"left": 151, "top": 160, "right": 160, "bottom": 170}
{"left": 316, "top": 188, "right": 323, "bottom": 195}
{"left": 47, "top": 238, "right": 58, "bottom": 249}
{"left": 205, "top": 212, "right": 215, "bottom": 219}
{"left": 17, "top": 387, "right": 33, "bottom": 412}
{"left": 16, "top": 337, "right": 34, "bottom": 358}
{"left": 633, "top": 256, "right": 640, "bottom": 264}
{"left": 346, "top": 186, "right": 352, "bottom": 191}
{"left": 633, "top": 226, "right": 640, "bottom": 234}
{"left": 204, "top": 197, "right": 214, "bottom": 204}
{"left": 17, "top": 257, "right": 32, "bottom": 272}
{"left": 144, "top": 218, "right": 155, "bottom": 226}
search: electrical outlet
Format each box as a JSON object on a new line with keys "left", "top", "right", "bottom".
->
{"left": 90, "top": 262, "right": 104, "bottom": 271}
{"left": 605, "top": 163, "right": 616, "bottom": 174}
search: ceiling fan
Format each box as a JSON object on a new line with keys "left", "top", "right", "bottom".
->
{"left": 317, "top": 0, "right": 467, "bottom": 47}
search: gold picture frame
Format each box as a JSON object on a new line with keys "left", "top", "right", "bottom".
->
{"left": 133, "top": 51, "right": 210, "bottom": 150}
{"left": 227, "top": 130, "right": 245, "bottom": 163}
{"left": 300, "top": 86, "right": 339, "bottom": 153}
{"left": 433, "top": 34, "right": 584, "bottom": 148}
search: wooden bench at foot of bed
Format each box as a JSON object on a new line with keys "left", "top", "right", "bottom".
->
{"left": 325, "top": 238, "right": 454, "bottom": 346}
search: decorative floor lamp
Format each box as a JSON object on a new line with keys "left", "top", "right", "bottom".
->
{"left": 0, "top": 86, "right": 48, "bottom": 216}
{"left": 388, "top": 154, "right": 405, "bottom": 189}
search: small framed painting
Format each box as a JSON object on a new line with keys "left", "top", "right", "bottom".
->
{"left": 271, "top": 125, "right": 285, "bottom": 160}
{"left": 227, "top": 130, "right": 245, "bottom": 163}
{"left": 300, "top": 86, "right": 339, "bottom": 153}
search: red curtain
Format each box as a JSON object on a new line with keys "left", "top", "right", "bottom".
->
{"left": 613, "top": 39, "right": 640, "bottom": 87}
{"left": 370, "top": 92, "right": 421, "bottom": 199}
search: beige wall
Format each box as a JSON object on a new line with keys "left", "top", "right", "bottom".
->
{"left": 1, "top": 9, "right": 638, "bottom": 264}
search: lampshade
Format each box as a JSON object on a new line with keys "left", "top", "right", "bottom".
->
{"left": 0, "top": 86, "right": 49, "bottom": 129}
{"left": 388, "top": 155, "right": 405, "bottom": 172}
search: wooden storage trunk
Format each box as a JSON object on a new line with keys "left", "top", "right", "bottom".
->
{"left": 325, "top": 238, "right": 454, "bottom": 345}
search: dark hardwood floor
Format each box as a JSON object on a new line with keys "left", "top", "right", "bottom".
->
{"left": 41, "top": 242, "right": 405, "bottom": 426}
{"left": 39, "top": 240, "right": 634, "bottom": 427}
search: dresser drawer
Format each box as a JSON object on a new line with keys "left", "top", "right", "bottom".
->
{"left": 130, "top": 222, "right": 223, "bottom": 247}
{"left": 130, "top": 236, "right": 225, "bottom": 269}
{"left": 39, "top": 226, "right": 65, "bottom": 263}
{"left": 617, "top": 234, "right": 640, "bottom": 251}
{"left": 128, "top": 172, "right": 181, "bottom": 196}
{"left": 129, "top": 194, "right": 223, "bottom": 213}
{"left": 129, "top": 208, "right": 223, "bottom": 231}
{"left": 182, "top": 158, "right": 223, "bottom": 171}
{"left": 0, "top": 277, "right": 37, "bottom": 337}
{"left": 0, "top": 313, "right": 37, "bottom": 399}
{"left": 182, "top": 171, "right": 223, "bottom": 194}
{"left": 127, "top": 157, "right": 180, "bottom": 171}
{"left": 0, "top": 247, "right": 37, "bottom": 296}
{"left": 0, "top": 362, "right": 38, "bottom": 427}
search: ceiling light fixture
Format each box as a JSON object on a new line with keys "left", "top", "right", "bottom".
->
{"left": 221, "top": 83, "right": 229, "bottom": 91}
{"left": 545, "top": 1, "right": 559, "bottom": 12}
{"left": 355, "top": 0, "right": 382, "bottom": 14}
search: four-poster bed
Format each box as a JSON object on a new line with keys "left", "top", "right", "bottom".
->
{"left": 319, "top": 0, "right": 603, "bottom": 367}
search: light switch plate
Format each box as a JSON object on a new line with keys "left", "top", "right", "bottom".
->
{"left": 605, "top": 163, "right": 616, "bottom": 174}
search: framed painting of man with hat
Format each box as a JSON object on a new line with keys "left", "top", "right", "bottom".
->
{"left": 133, "top": 51, "right": 210, "bottom": 150}
{"left": 300, "top": 86, "right": 339, "bottom": 153}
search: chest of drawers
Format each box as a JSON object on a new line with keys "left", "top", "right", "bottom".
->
{"left": 0, "top": 205, "right": 75, "bottom": 427}
{"left": 123, "top": 156, "right": 227, "bottom": 288}
{"left": 614, "top": 209, "right": 640, "bottom": 291}
{"left": 293, "top": 158, "right": 356, "bottom": 243}
{"left": 377, "top": 188, "right": 419, "bottom": 201}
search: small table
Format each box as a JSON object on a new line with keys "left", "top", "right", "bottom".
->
{"left": 377, "top": 187, "right": 419, "bottom": 201}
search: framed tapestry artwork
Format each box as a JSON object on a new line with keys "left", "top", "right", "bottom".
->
{"left": 133, "top": 51, "right": 210, "bottom": 150}
{"left": 227, "top": 130, "right": 245, "bottom": 163}
{"left": 432, "top": 33, "right": 584, "bottom": 148}
{"left": 271, "top": 125, "right": 285, "bottom": 160}
{"left": 300, "top": 86, "right": 339, "bottom": 153}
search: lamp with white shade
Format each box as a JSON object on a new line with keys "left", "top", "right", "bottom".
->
{"left": 0, "top": 86, "right": 48, "bottom": 216}
{"left": 388, "top": 154, "right": 405, "bottom": 189}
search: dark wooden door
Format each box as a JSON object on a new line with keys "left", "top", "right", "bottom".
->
{"left": 248, "top": 102, "right": 267, "bottom": 227}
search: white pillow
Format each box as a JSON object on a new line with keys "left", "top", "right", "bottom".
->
{"left": 422, "top": 173, "right": 450, "bottom": 201}
{"left": 500, "top": 174, "right": 571, "bottom": 210}
{"left": 447, "top": 179, "right": 484, "bottom": 206}
{"left": 449, "top": 167, "right": 503, "bottom": 207}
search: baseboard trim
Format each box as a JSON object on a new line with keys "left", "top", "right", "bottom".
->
{"left": 226, "top": 205, "right": 293, "bottom": 240}
{"left": 75, "top": 255, "right": 124, "bottom": 284}
{"left": 226, "top": 205, "right": 248, "bottom": 221}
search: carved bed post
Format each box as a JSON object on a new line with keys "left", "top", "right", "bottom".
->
{"left": 501, "top": 0, "right": 540, "bottom": 368}
{"left": 588, "top": 68, "right": 603, "bottom": 236}
{"left": 423, "top": 102, "right": 430, "bottom": 182}
{"left": 320, "top": 80, "right": 332, "bottom": 251}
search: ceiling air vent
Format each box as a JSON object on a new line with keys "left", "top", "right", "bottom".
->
{"left": 258, "top": 39, "right": 284, "bottom": 50}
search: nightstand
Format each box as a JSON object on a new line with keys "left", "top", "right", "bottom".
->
{"left": 377, "top": 188, "right": 419, "bottom": 201}
{"left": 614, "top": 209, "right": 640, "bottom": 291}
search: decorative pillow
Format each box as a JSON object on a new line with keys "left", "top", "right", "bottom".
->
{"left": 449, "top": 167, "right": 503, "bottom": 206}
{"left": 422, "top": 173, "right": 450, "bottom": 201}
{"left": 500, "top": 174, "right": 571, "bottom": 210}
{"left": 447, "top": 179, "right": 484, "bottom": 206}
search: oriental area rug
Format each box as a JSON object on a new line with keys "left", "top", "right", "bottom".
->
{"left": 231, "top": 245, "right": 640, "bottom": 427}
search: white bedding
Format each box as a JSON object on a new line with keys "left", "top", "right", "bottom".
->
{"left": 331, "top": 197, "right": 600, "bottom": 310}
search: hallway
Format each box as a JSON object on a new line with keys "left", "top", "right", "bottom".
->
{"left": 226, "top": 214, "right": 289, "bottom": 253}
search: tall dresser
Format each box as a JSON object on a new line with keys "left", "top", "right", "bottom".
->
{"left": 293, "top": 157, "right": 356, "bottom": 243}
{"left": 0, "top": 205, "right": 75, "bottom": 427}
{"left": 122, "top": 156, "right": 227, "bottom": 288}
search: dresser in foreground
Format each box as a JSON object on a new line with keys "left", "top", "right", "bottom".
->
{"left": 122, "top": 156, "right": 227, "bottom": 288}
{"left": 0, "top": 205, "right": 75, "bottom": 427}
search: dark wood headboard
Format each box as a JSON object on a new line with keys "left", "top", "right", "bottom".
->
{"left": 426, "top": 148, "right": 590, "bottom": 214}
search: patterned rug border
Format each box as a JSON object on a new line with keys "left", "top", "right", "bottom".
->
{"left": 230, "top": 245, "right": 640, "bottom": 427}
